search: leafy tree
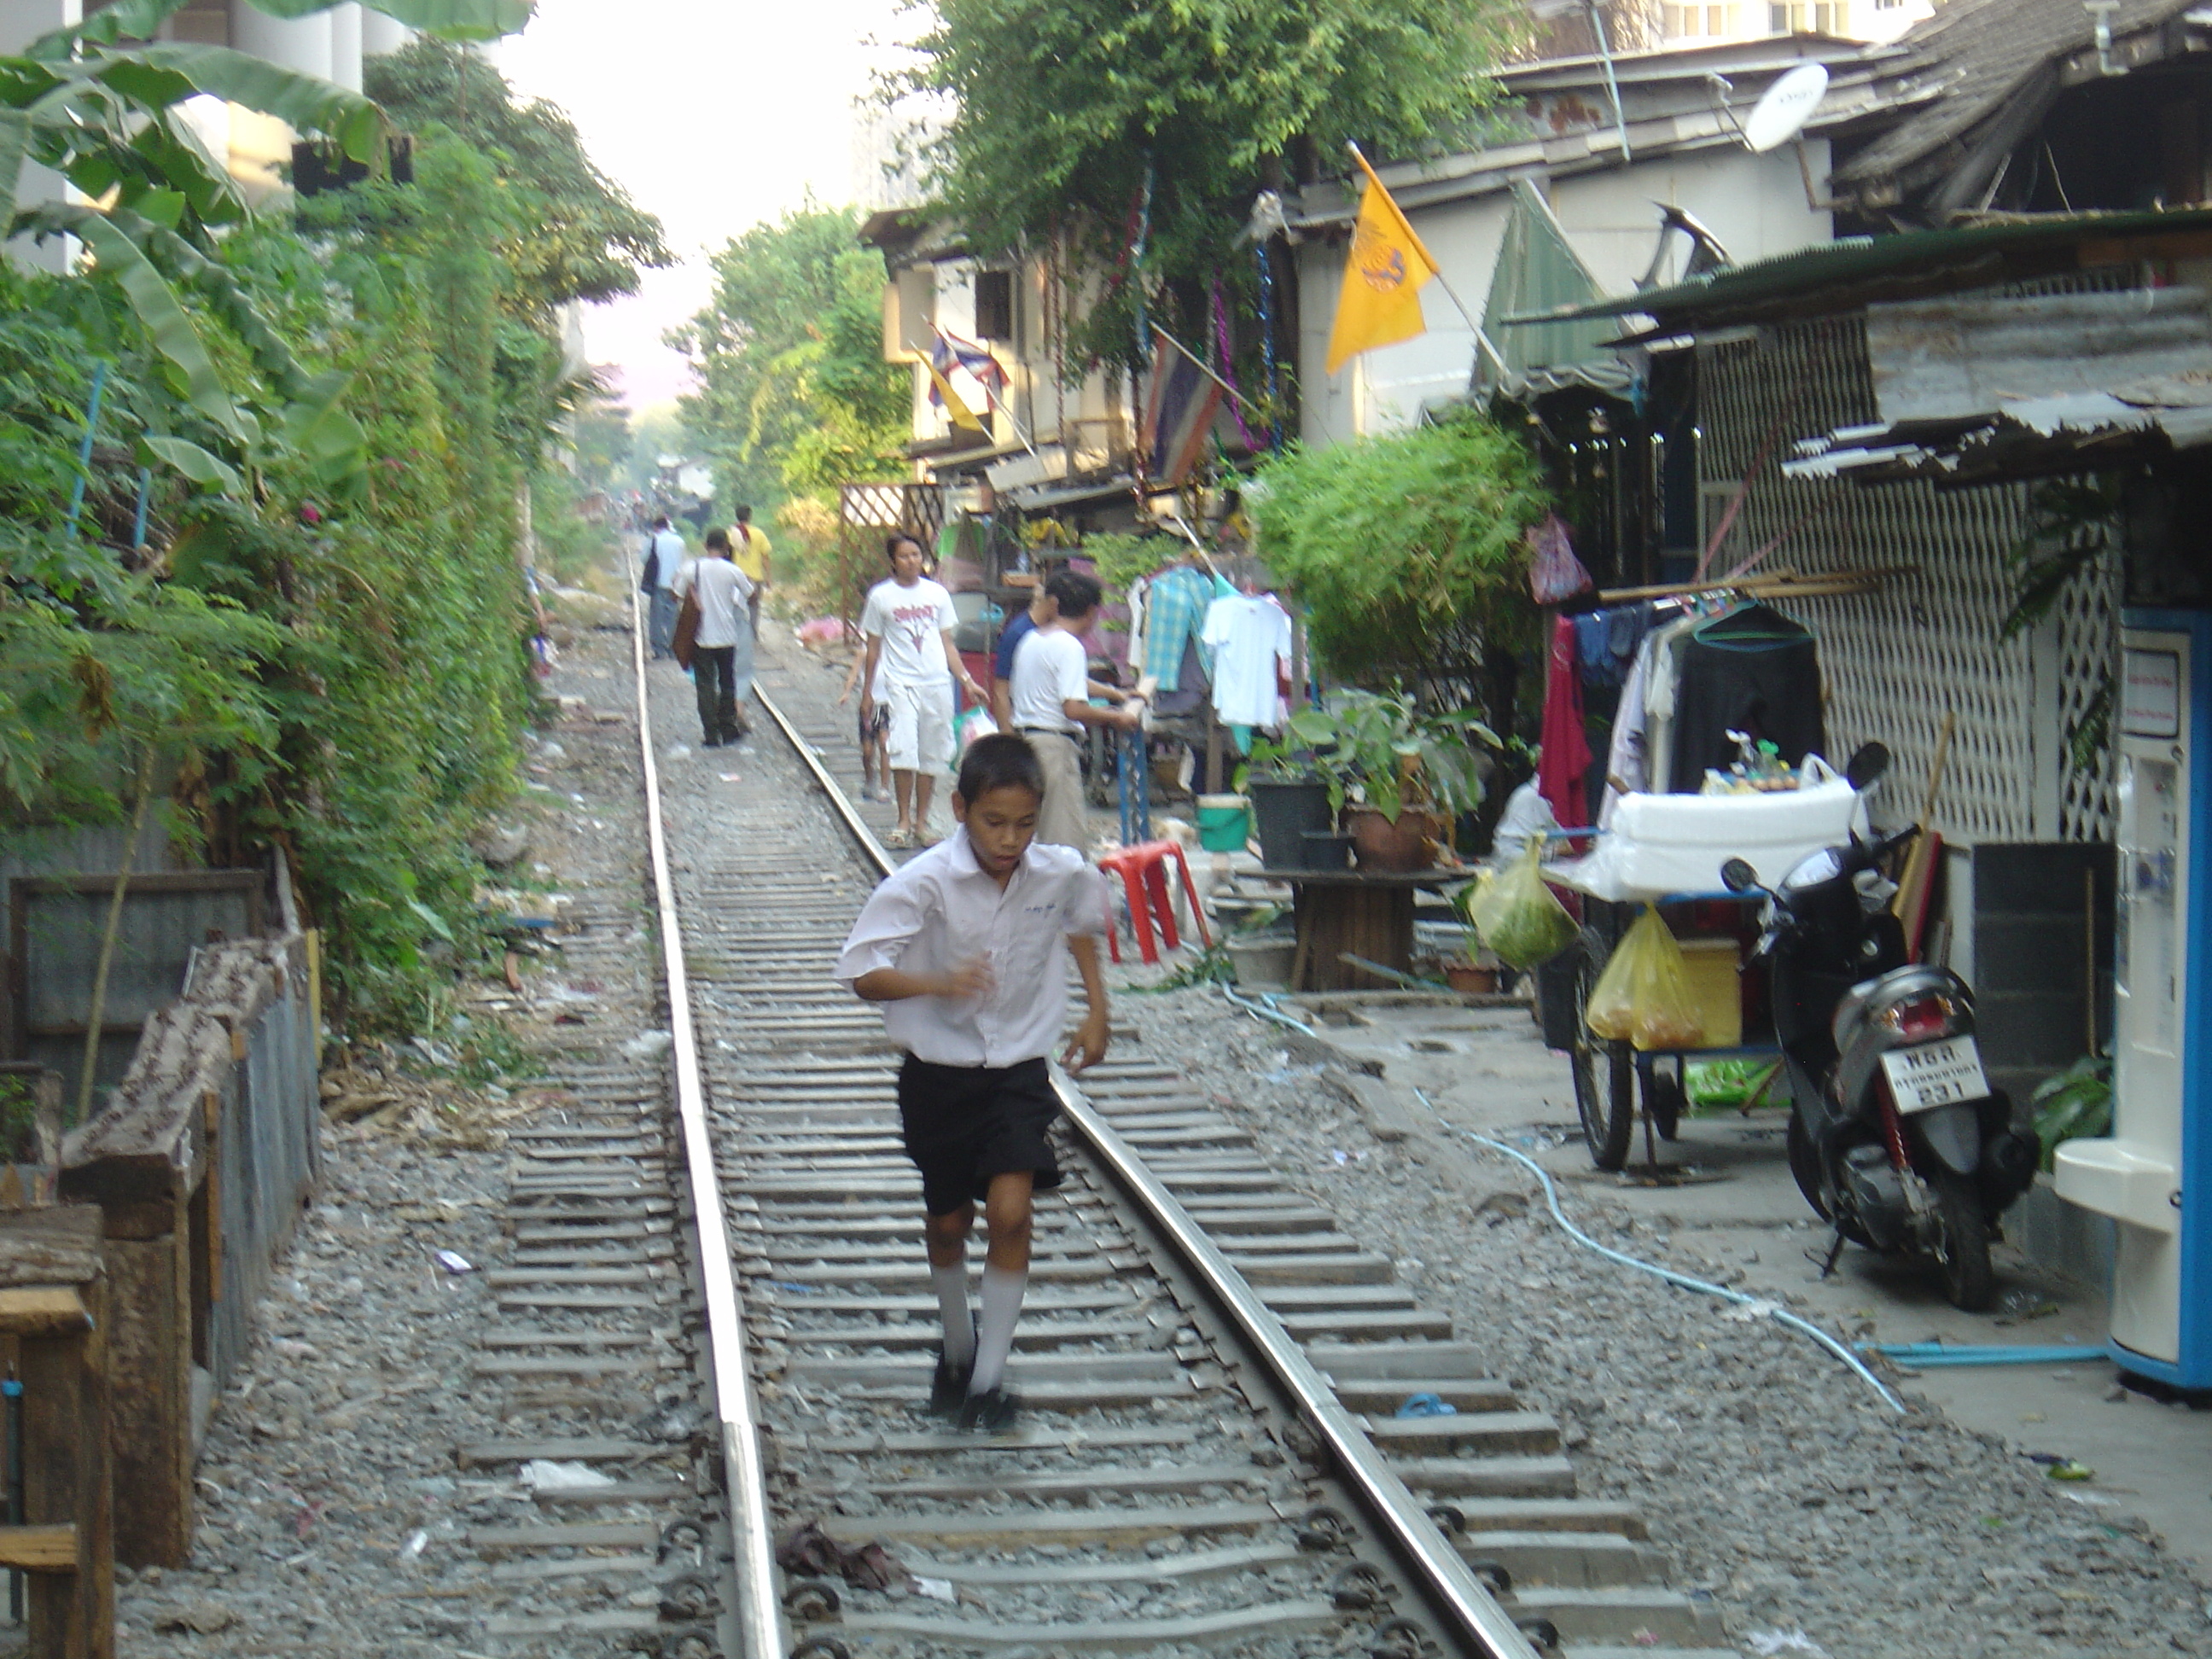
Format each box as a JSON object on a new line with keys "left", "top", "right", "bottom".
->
{"left": 366, "top": 38, "right": 669, "bottom": 317}
{"left": 904, "top": 0, "right": 1517, "bottom": 370}
{"left": 672, "top": 203, "right": 907, "bottom": 516}
{"left": 1251, "top": 412, "right": 1548, "bottom": 725}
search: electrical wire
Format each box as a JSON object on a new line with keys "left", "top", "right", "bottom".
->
{"left": 1209, "top": 982, "right": 1904, "bottom": 1413}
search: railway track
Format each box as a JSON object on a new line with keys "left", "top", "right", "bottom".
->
{"left": 626, "top": 622, "right": 1738, "bottom": 1659}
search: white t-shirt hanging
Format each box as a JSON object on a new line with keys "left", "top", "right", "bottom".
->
{"left": 1201, "top": 593, "right": 1292, "bottom": 727}
{"left": 1010, "top": 626, "right": 1088, "bottom": 734}
{"left": 860, "top": 577, "right": 959, "bottom": 689}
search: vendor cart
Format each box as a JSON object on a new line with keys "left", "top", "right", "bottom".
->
{"left": 1544, "top": 771, "right": 1869, "bottom": 1171}
{"left": 1562, "top": 891, "right": 1777, "bottom": 1170}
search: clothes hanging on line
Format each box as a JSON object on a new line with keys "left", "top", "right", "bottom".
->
{"left": 1141, "top": 563, "right": 1225, "bottom": 691}
{"left": 1572, "top": 602, "right": 1653, "bottom": 690}
{"left": 1598, "top": 633, "right": 1656, "bottom": 826}
{"left": 1666, "top": 602, "right": 1825, "bottom": 793}
{"left": 1201, "top": 591, "right": 1292, "bottom": 729}
{"left": 1538, "top": 614, "right": 1592, "bottom": 830}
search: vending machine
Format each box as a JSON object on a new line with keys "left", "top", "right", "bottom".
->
{"left": 2055, "top": 611, "right": 2211, "bottom": 1387}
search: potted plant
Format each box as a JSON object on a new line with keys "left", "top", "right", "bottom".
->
{"left": 1243, "top": 740, "right": 1336, "bottom": 868}
{"left": 1287, "top": 690, "right": 1496, "bottom": 871}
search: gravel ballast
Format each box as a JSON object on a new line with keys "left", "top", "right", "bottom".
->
{"left": 1118, "top": 993, "right": 2212, "bottom": 1659}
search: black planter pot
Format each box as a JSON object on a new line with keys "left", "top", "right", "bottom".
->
{"left": 1301, "top": 830, "right": 1354, "bottom": 870}
{"left": 1249, "top": 777, "right": 1332, "bottom": 868}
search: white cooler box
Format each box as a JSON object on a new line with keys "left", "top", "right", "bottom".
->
{"left": 1551, "top": 773, "right": 1868, "bottom": 902}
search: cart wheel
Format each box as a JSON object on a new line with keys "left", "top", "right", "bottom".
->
{"left": 1647, "top": 1061, "right": 1685, "bottom": 1143}
{"left": 1569, "top": 928, "right": 1636, "bottom": 1171}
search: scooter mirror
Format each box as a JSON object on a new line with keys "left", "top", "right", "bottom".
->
{"left": 1720, "top": 857, "right": 1760, "bottom": 894}
{"left": 1845, "top": 742, "right": 1891, "bottom": 792}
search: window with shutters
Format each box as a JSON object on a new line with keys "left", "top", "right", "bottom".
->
{"left": 974, "top": 270, "right": 1014, "bottom": 342}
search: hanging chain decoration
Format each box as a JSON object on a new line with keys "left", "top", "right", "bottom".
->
{"left": 1254, "top": 243, "right": 1281, "bottom": 451}
{"left": 1210, "top": 276, "right": 1259, "bottom": 454}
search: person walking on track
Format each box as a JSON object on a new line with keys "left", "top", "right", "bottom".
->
{"left": 1008, "top": 569, "right": 1144, "bottom": 853}
{"left": 835, "top": 734, "right": 1113, "bottom": 1432}
{"left": 730, "top": 504, "right": 771, "bottom": 640}
{"left": 673, "top": 528, "right": 754, "bottom": 747}
{"left": 643, "top": 515, "right": 685, "bottom": 660}
{"left": 860, "top": 533, "right": 986, "bottom": 848}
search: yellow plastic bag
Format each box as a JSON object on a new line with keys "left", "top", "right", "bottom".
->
{"left": 1584, "top": 906, "right": 1705, "bottom": 1051}
{"left": 1469, "top": 842, "right": 1576, "bottom": 969}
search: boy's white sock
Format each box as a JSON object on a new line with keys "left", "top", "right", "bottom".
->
{"left": 932, "top": 1263, "right": 975, "bottom": 1369}
{"left": 967, "top": 1266, "right": 1027, "bottom": 1394}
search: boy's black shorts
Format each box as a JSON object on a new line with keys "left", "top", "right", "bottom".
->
{"left": 898, "top": 1054, "right": 1064, "bottom": 1216}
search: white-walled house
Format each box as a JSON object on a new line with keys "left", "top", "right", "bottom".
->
{"left": 1290, "top": 35, "right": 1909, "bottom": 441}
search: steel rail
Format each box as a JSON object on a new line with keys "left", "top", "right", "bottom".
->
{"left": 749, "top": 682, "right": 1537, "bottom": 1659}
{"left": 632, "top": 602, "right": 784, "bottom": 1657}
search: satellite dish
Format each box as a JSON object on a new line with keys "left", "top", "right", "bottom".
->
{"left": 1742, "top": 62, "right": 1829, "bottom": 152}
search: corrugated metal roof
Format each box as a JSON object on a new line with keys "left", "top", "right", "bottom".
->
{"left": 1781, "top": 282, "right": 2212, "bottom": 482}
{"left": 1831, "top": 0, "right": 2199, "bottom": 197}
{"left": 1503, "top": 206, "right": 2212, "bottom": 329}
{"left": 1866, "top": 286, "right": 2212, "bottom": 422}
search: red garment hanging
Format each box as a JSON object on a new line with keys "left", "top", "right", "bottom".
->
{"left": 1538, "top": 614, "right": 1592, "bottom": 830}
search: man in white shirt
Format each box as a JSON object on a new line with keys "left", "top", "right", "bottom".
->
{"left": 672, "top": 528, "right": 755, "bottom": 747}
{"left": 1008, "top": 569, "right": 1144, "bottom": 853}
{"left": 836, "top": 735, "right": 1112, "bottom": 1431}
{"left": 861, "top": 533, "right": 987, "bottom": 848}
{"left": 643, "top": 515, "right": 685, "bottom": 660}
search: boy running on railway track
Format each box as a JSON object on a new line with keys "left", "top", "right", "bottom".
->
{"left": 835, "top": 734, "right": 1114, "bottom": 1431}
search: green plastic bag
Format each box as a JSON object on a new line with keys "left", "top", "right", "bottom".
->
{"left": 1469, "top": 842, "right": 1576, "bottom": 969}
{"left": 1585, "top": 905, "right": 1704, "bottom": 1051}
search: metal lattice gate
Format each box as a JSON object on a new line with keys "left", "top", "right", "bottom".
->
{"left": 1696, "top": 315, "right": 2117, "bottom": 846}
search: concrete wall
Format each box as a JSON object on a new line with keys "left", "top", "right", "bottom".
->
{"left": 1301, "top": 142, "right": 1833, "bottom": 445}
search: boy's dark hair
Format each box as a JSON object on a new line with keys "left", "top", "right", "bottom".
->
{"left": 957, "top": 733, "right": 1045, "bottom": 804}
{"left": 1045, "top": 568, "right": 1103, "bottom": 620}
{"left": 704, "top": 527, "right": 731, "bottom": 554}
{"left": 650, "top": 514, "right": 670, "bottom": 530}
{"left": 885, "top": 533, "right": 923, "bottom": 562}
{"left": 735, "top": 504, "right": 754, "bottom": 523}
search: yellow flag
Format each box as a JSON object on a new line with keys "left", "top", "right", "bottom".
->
{"left": 1325, "top": 149, "right": 1441, "bottom": 375}
{"left": 928, "top": 359, "right": 986, "bottom": 432}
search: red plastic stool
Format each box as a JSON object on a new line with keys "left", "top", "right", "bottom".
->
{"left": 1097, "top": 840, "right": 1212, "bottom": 965}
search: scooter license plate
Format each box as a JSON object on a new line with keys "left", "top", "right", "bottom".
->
{"left": 1882, "top": 1036, "right": 1989, "bottom": 1115}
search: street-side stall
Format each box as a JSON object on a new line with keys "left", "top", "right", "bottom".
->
{"left": 1496, "top": 207, "right": 2212, "bottom": 1312}
{"left": 1540, "top": 597, "right": 1862, "bottom": 1171}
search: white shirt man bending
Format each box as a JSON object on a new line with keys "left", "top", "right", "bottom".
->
{"left": 1007, "top": 568, "right": 1144, "bottom": 853}
{"left": 861, "top": 533, "right": 987, "bottom": 848}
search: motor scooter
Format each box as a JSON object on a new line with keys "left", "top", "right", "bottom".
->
{"left": 1720, "top": 744, "right": 2040, "bottom": 1312}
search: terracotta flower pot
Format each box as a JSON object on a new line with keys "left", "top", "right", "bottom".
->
{"left": 1444, "top": 962, "right": 1498, "bottom": 995}
{"left": 1345, "top": 805, "right": 1443, "bottom": 872}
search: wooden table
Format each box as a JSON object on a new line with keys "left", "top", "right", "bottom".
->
{"left": 1257, "top": 867, "right": 1466, "bottom": 992}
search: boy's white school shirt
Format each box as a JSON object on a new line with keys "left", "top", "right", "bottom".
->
{"left": 835, "top": 826, "right": 1110, "bottom": 1068}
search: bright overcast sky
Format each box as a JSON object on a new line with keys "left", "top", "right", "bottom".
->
{"left": 492, "top": 0, "right": 913, "bottom": 413}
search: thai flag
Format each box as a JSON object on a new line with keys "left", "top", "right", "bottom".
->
{"left": 1139, "top": 332, "right": 1223, "bottom": 486}
{"left": 938, "top": 329, "right": 1005, "bottom": 400}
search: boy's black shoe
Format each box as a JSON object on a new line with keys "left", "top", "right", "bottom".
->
{"left": 957, "top": 1385, "right": 1018, "bottom": 1434}
{"left": 927, "top": 1348, "right": 971, "bottom": 1417}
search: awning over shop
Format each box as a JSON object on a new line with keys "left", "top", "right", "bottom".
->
{"left": 1476, "top": 179, "right": 1636, "bottom": 404}
{"left": 1783, "top": 285, "right": 2212, "bottom": 483}
{"left": 1504, "top": 205, "right": 2212, "bottom": 335}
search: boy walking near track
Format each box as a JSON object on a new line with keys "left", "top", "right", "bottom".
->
{"left": 835, "top": 735, "right": 1113, "bottom": 1431}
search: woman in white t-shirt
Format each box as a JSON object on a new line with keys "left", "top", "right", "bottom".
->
{"left": 861, "top": 534, "right": 986, "bottom": 847}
